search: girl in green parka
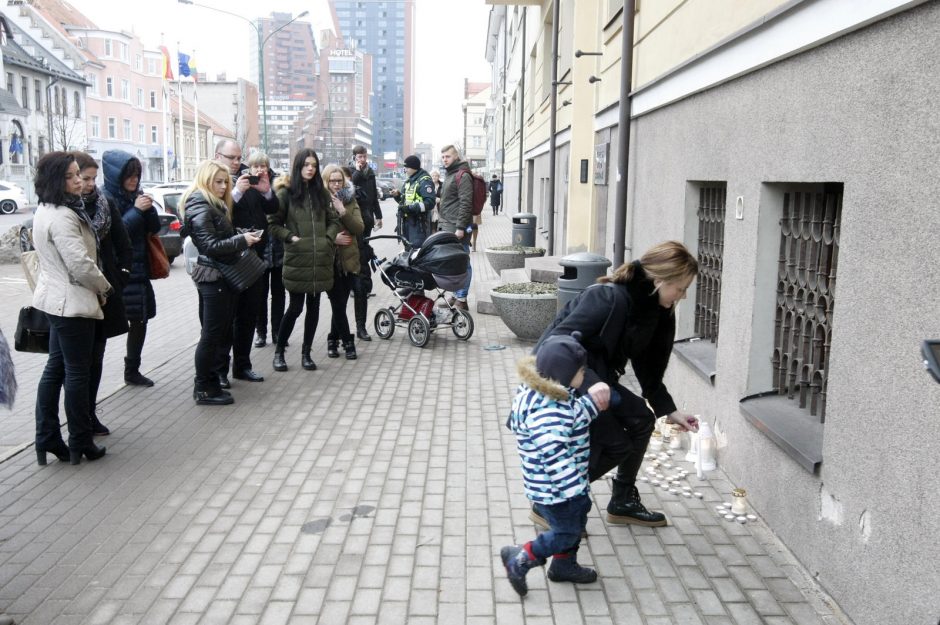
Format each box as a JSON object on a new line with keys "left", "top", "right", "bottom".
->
{"left": 268, "top": 149, "right": 342, "bottom": 372}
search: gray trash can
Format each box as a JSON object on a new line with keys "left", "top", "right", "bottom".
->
{"left": 511, "top": 213, "right": 537, "bottom": 247}
{"left": 557, "top": 252, "right": 613, "bottom": 311}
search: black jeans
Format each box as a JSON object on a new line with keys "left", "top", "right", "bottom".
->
{"left": 36, "top": 314, "right": 96, "bottom": 448}
{"left": 88, "top": 320, "right": 108, "bottom": 415}
{"left": 195, "top": 280, "right": 236, "bottom": 391}
{"left": 327, "top": 269, "right": 355, "bottom": 342}
{"left": 276, "top": 291, "right": 321, "bottom": 350}
{"left": 352, "top": 272, "right": 372, "bottom": 331}
{"left": 125, "top": 319, "right": 147, "bottom": 370}
{"left": 230, "top": 277, "right": 264, "bottom": 372}
{"left": 256, "top": 266, "right": 285, "bottom": 339}
{"left": 587, "top": 382, "right": 657, "bottom": 485}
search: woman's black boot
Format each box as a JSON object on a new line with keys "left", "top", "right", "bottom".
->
{"left": 343, "top": 339, "right": 357, "bottom": 360}
{"left": 36, "top": 440, "right": 70, "bottom": 465}
{"left": 69, "top": 439, "right": 106, "bottom": 465}
{"left": 273, "top": 349, "right": 288, "bottom": 372}
{"left": 301, "top": 347, "right": 317, "bottom": 371}
{"left": 327, "top": 337, "right": 340, "bottom": 359}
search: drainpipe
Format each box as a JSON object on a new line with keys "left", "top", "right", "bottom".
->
{"left": 500, "top": 8, "right": 507, "bottom": 184}
{"left": 517, "top": 7, "right": 526, "bottom": 215}
{"left": 613, "top": 0, "right": 636, "bottom": 266}
{"left": 546, "top": 0, "right": 560, "bottom": 256}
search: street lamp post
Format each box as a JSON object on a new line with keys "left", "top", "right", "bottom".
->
{"left": 177, "top": 1, "right": 308, "bottom": 152}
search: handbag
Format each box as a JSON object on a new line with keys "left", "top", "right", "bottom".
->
{"left": 147, "top": 234, "right": 170, "bottom": 279}
{"left": 14, "top": 306, "right": 50, "bottom": 354}
{"left": 214, "top": 249, "right": 265, "bottom": 293}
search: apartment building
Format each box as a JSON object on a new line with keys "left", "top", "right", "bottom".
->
{"left": 461, "top": 80, "right": 490, "bottom": 172}
{"left": 485, "top": 2, "right": 939, "bottom": 624}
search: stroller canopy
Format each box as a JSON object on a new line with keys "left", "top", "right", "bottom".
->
{"left": 410, "top": 231, "right": 469, "bottom": 277}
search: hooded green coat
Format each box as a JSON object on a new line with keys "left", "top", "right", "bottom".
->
{"left": 269, "top": 178, "right": 342, "bottom": 294}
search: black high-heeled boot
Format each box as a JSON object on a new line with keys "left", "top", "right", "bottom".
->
{"left": 343, "top": 338, "right": 357, "bottom": 360}
{"left": 36, "top": 440, "right": 70, "bottom": 465}
{"left": 301, "top": 347, "right": 317, "bottom": 371}
{"left": 327, "top": 337, "right": 340, "bottom": 358}
{"left": 273, "top": 349, "right": 288, "bottom": 372}
{"left": 69, "top": 439, "right": 106, "bottom": 465}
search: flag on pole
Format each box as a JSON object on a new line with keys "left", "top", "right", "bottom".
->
{"left": 9, "top": 134, "right": 23, "bottom": 155}
{"left": 159, "top": 46, "right": 174, "bottom": 80}
{"left": 178, "top": 52, "right": 198, "bottom": 82}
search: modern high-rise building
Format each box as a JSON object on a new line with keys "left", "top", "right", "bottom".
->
{"left": 331, "top": 0, "right": 414, "bottom": 171}
{"left": 249, "top": 12, "right": 318, "bottom": 101}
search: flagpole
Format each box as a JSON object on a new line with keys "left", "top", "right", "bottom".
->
{"left": 162, "top": 83, "right": 169, "bottom": 183}
{"left": 176, "top": 42, "right": 186, "bottom": 181}
{"left": 193, "top": 50, "right": 199, "bottom": 165}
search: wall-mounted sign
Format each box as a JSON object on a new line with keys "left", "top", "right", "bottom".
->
{"left": 594, "top": 142, "right": 609, "bottom": 185}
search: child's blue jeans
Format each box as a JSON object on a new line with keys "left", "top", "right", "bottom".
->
{"left": 530, "top": 494, "right": 591, "bottom": 559}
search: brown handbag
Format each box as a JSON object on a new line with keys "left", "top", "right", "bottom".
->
{"left": 147, "top": 233, "right": 170, "bottom": 279}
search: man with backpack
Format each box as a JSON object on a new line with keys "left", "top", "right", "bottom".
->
{"left": 439, "top": 144, "right": 480, "bottom": 310}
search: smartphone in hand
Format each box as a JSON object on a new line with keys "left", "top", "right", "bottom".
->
{"left": 248, "top": 175, "right": 260, "bottom": 185}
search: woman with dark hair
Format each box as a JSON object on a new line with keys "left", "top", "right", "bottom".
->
{"left": 268, "top": 149, "right": 342, "bottom": 372}
{"left": 32, "top": 151, "right": 112, "bottom": 465}
{"left": 73, "top": 151, "right": 132, "bottom": 435}
{"left": 532, "top": 241, "right": 701, "bottom": 529}
{"left": 102, "top": 150, "right": 160, "bottom": 387}
{"left": 323, "top": 165, "right": 364, "bottom": 360}
{"left": 183, "top": 159, "right": 262, "bottom": 405}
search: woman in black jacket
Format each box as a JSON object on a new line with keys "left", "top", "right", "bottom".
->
{"left": 183, "top": 160, "right": 261, "bottom": 405}
{"left": 74, "top": 151, "right": 132, "bottom": 436}
{"left": 533, "top": 241, "right": 700, "bottom": 528}
{"left": 102, "top": 150, "right": 160, "bottom": 387}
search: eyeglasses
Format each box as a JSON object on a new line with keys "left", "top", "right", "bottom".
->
{"left": 217, "top": 153, "right": 242, "bottom": 161}
{"left": 328, "top": 178, "right": 344, "bottom": 184}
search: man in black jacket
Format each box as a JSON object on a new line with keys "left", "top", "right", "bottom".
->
{"left": 350, "top": 145, "right": 383, "bottom": 340}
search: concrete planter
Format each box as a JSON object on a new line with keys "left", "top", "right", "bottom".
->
{"left": 490, "top": 283, "right": 559, "bottom": 341}
{"left": 484, "top": 246, "right": 546, "bottom": 274}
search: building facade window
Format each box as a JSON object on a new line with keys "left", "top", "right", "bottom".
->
{"left": 147, "top": 58, "right": 157, "bottom": 75}
{"left": 150, "top": 90, "right": 156, "bottom": 108}
{"left": 123, "top": 119, "right": 131, "bottom": 139}
{"left": 19, "top": 75, "right": 28, "bottom": 108}
{"left": 53, "top": 86, "right": 60, "bottom": 115}
{"left": 771, "top": 185, "right": 842, "bottom": 419}
{"left": 91, "top": 115, "right": 100, "bottom": 138}
{"left": 138, "top": 124, "right": 145, "bottom": 143}
{"left": 104, "top": 39, "right": 112, "bottom": 57}
{"left": 151, "top": 125, "right": 158, "bottom": 144}
{"left": 137, "top": 87, "right": 144, "bottom": 107}
{"left": 34, "top": 79, "right": 42, "bottom": 112}
{"left": 106, "top": 77, "right": 113, "bottom": 97}
{"left": 107, "top": 117, "right": 116, "bottom": 139}
{"left": 6, "top": 73, "right": 12, "bottom": 93}
{"left": 73, "top": 91, "right": 81, "bottom": 118}
{"left": 135, "top": 54, "right": 142, "bottom": 71}
{"left": 121, "top": 79, "right": 129, "bottom": 101}
{"left": 694, "top": 185, "right": 726, "bottom": 343}
{"left": 88, "top": 73, "right": 98, "bottom": 94}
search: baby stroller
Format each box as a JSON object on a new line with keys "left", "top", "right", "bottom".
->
{"left": 365, "top": 231, "right": 474, "bottom": 347}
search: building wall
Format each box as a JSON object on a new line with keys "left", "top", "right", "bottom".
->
{"left": 251, "top": 13, "right": 317, "bottom": 101}
{"left": 627, "top": 4, "right": 940, "bottom": 624}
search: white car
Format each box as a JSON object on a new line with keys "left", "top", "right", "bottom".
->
{"left": 0, "top": 180, "right": 28, "bottom": 214}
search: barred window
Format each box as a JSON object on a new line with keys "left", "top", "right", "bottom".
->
{"left": 694, "top": 185, "right": 726, "bottom": 343}
{"left": 771, "top": 185, "right": 842, "bottom": 420}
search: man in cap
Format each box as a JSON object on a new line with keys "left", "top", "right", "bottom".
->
{"left": 391, "top": 154, "right": 436, "bottom": 248}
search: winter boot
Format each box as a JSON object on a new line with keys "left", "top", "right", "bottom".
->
{"left": 327, "top": 337, "right": 340, "bottom": 359}
{"left": 301, "top": 346, "right": 317, "bottom": 371}
{"left": 500, "top": 543, "right": 545, "bottom": 597}
{"left": 547, "top": 552, "right": 598, "bottom": 584}
{"left": 343, "top": 338, "right": 357, "bottom": 360}
{"left": 124, "top": 358, "right": 154, "bottom": 387}
{"left": 607, "top": 478, "right": 667, "bottom": 526}
{"left": 354, "top": 292, "right": 371, "bottom": 341}
{"left": 273, "top": 349, "right": 288, "bottom": 372}
{"left": 91, "top": 412, "right": 110, "bottom": 436}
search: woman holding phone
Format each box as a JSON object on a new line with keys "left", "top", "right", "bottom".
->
{"left": 323, "top": 165, "right": 364, "bottom": 360}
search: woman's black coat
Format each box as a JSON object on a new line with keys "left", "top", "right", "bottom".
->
{"left": 84, "top": 190, "right": 132, "bottom": 338}
{"left": 534, "top": 263, "right": 678, "bottom": 417}
{"left": 184, "top": 192, "right": 249, "bottom": 266}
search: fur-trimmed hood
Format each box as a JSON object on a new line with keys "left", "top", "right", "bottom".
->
{"left": 516, "top": 355, "right": 570, "bottom": 401}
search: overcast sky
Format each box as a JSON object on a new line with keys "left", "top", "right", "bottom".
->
{"left": 65, "top": 0, "right": 493, "bottom": 150}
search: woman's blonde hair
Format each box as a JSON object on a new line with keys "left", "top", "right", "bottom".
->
{"left": 599, "top": 240, "right": 698, "bottom": 286}
{"left": 181, "top": 159, "right": 233, "bottom": 219}
{"left": 321, "top": 164, "right": 348, "bottom": 185}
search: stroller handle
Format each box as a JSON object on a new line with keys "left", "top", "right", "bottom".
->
{"left": 363, "top": 234, "right": 405, "bottom": 243}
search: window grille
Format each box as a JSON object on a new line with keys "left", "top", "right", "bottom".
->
{"left": 694, "top": 185, "right": 726, "bottom": 342}
{"left": 772, "top": 185, "right": 842, "bottom": 421}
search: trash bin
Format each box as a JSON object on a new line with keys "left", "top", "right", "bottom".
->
{"left": 557, "top": 252, "right": 612, "bottom": 311}
{"left": 511, "top": 213, "right": 537, "bottom": 247}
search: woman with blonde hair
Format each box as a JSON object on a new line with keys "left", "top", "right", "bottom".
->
{"left": 531, "top": 241, "right": 701, "bottom": 531}
{"left": 183, "top": 160, "right": 261, "bottom": 405}
{"left": 322, "top": 164, "right": 364, "bottom": 360}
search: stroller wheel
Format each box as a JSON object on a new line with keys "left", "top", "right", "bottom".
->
{"left": 374, "top": 308, "right": 395, "bottom": 339}
{"left": 407, "top": 315, "right": 431, "bottom": 348}
{"left": 451, "top": 309, "right": 474, "bottom": 341}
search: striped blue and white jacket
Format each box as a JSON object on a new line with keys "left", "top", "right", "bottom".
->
{"left": 508, "top": 356, "right": 600, "bottom": 505}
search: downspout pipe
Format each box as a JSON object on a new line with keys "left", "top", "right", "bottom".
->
{"left": 546, "top": 0, "right": 560, "bottom": 256}
{"left": 517, "top": 8, "right": 526, "bottom": 215}
{"left": 500, "top": 7, "right": 507, "bottom": 184}
{"left": 613, "top": 0, "right": 636, "bottom": 266}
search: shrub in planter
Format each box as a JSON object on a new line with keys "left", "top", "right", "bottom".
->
{"left": 490, "top": 282, "right": 558, "bottom": 340}
{"left": 484, "top": 245, "right": 546, "bottom": 273}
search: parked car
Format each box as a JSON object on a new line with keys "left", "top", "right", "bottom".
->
{"left": 0, "top": 180, "right": 28, "bottom": 214}
{"left": 148, "top": 187, "right": 184, "bottom": 221}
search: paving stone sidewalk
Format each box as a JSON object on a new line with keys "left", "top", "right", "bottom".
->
{"left": 0, "top": 212, "right": 849, "bottom": 624}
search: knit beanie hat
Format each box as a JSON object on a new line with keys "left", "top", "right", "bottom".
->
{"left": 536, "top": 331, "right": 586, "bottom": 387}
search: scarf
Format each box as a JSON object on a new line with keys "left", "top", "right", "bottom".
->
{"left": 82, "top": 187, "right": 111, "bottom": 242}
{"left": 66, "top": 193, "right": 102, "bottom": 268}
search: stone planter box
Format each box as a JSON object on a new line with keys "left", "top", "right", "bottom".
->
{"left": 484, "top": 246, "right": 546, "bottom": 274}
{"left": 490, "top": 282, "right": 558, "bottom": 341}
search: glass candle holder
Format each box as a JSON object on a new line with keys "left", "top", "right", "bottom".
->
{"left": 731, "top": 488, "right": 748, "bottom": 515}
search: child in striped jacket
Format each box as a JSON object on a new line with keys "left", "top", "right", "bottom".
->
{"left": 501, "top": 331, "right": 610, "bottom": 597}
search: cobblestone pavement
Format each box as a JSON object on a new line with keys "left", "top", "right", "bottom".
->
{"left": 0, "top": 209, "right": 848, "bottom": 624}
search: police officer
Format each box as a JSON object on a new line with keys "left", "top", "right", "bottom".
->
{"left": 391, "top": 155, "right": 436, "bottom": 248}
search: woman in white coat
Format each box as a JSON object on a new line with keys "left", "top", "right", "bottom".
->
{"left": 32, "top": 152, "right": 113, "bottom": 465}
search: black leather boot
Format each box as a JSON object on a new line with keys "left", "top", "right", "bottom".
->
{"left": 607, "top": 478, "right": 667, "bottom": 526}
{"left": 273, "top": 349, "right": 288, "bottom": 372}
{"left": 327, "top": 337, "right": 340, "bottom": 358}
{"left": 301, "top": 347, "right": 317, "bottom": 371}
{"left": 124, "top": 358, "right": 154, "bottom": 387}
{"left": 343, "top": 338, "right": 357, "bottom": 360}
{"left": 69, "top": 437, "right": 106, "bottom": 465}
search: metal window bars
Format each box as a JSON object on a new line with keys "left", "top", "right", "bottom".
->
{"left": 694, "top": 185, "right": 726, "bottom": 343}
